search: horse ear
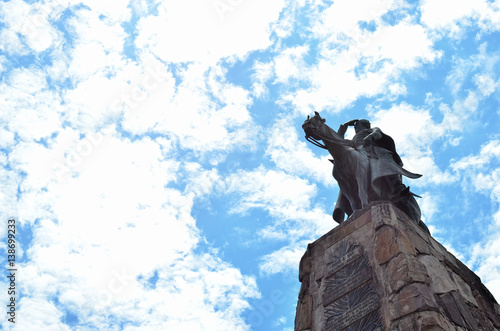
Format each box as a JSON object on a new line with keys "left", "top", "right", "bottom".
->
{"left": 307, "top": 115, "right": 310, "bottom": 119}
{"left": 329, "top": 159, "right": 334, "bottom": 164}
{"left": 314, "top": 111, "right": 320, "bottom": 117}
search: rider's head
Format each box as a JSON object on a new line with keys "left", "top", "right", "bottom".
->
{"left": 354, "top": 119, "right": 370, "bottom": 133}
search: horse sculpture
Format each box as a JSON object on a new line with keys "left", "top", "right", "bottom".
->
{"left": 303, "top": 112, "right": 429, "bottom": 233}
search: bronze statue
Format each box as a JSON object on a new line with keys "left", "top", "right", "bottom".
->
{"left": 303, "top": 112, "right": 429, "bottom": 233}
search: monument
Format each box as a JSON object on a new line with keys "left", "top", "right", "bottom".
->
{"left": 295, "top": 113, "right": 500, "bottom": 330}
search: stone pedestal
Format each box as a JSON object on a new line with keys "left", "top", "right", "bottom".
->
{"left": 295, "top": 202, "right": 500, "bottom": 331}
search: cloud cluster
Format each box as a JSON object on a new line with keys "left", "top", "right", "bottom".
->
{"left": 2, "top": 131, "right": 262, "bottom": 329}
{"left": 222, "top": 165, "right": 332, "bottom": 275}
{"left": 271, "top": 0, "right": 442, "bottom": 114}
{"left": 135, "top": 0, "right": 286, "bottom": 64}
{"left": 420, "top": 0, "right": 500, "bottom": 34}
{"left": 0, "top": 1, "right": 288, "bottom": 329}
{"left": 452, "top": 140, "right": 500, "bottom": 300}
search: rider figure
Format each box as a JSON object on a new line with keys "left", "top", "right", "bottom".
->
{"left": 338, "top": 119, "right": 403, "bottom": 167}
{"left": 335, "top": 118, "right": 427, "bottom": 232}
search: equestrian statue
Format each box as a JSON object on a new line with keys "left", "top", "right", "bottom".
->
{"left": 302, "top": 112, "right": 429, "bottom": 233}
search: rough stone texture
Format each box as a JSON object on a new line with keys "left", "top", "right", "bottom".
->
{"left": 294, "top": 202, "right": 500, "bottom": 331}
{"left": 386, "top": 253, "right": 429, "bottom": 293}
{"left": 295, "top": 293, "right": 312, "bottom": 330}
{"left": 451, "top": 273, "right": 478, "bottom": 307}
{"left": 392, "top": 283, "right": 439, "bottom": 318}
{"left": 418, "top": 255, "right": 458, "bottom": 294}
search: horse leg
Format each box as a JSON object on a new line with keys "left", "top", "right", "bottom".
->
{"left": 333, "top": 165, "right": 362, "bottom": 212}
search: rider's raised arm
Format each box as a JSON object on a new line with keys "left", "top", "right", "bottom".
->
{"left": 337, "top": 119, "right": 357, "bottom": 138}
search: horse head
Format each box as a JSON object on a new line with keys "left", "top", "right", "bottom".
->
{"left": 302, "top": 112, "right": 329, "bottom": 149}
{"left": 302, "top": 111, "right": 326, "bottom": 140}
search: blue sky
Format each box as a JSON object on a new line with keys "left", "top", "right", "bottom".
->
{"left": 0, "top": 0, "right": 499, "bottom": 330}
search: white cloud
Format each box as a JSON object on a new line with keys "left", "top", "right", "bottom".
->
{"left": 0, "top": 67, "right": 63, "bottom": 141}
{"left": 15, "top": 249, "right": 260, "bottom": 330}
{"left": 66, "top": 8, "right": 129, "bottom": 81}
{"left": 371, "top": 103, "right": 456, "bottom": 185}
{"left": 0, "top": 8, "right": 268, "bottom": 325}
{"left": 286, "top": 15, "right": 441, "bottom": 114}
{"left": 0, "top": 168, "right": 21, "bottom": 248}
{"left": 222, "top": 166, "right": 333, "bottom": 273}
{"left": 273, "top": 45, "right": 310, "bottom": 84}
{"left": 63, "top": 69, "right": 130, "bottom": 129}
{"left": 361, "top": 21, "right": 441, "bottom": 69}
{"left": 69, "top": 0, "right": 131, "bottom": 23}
{"left": 0, "top": 0, "right": 62, "bottom": 54}
{"left": 388, "top": 83, "right": 407, "bottom": 99}
{"left": 137, "top": 254, "right": 259, "bottom": 331}
{"left": 7, "top": 297, "right": 71, "bottom": 330}
{"left": 273, "top": 316, "right": 288, "bottom": 327}
{"left": 474, "top": 73, "right": 498, "bottom": 97}
{"left": 4, "top": 133, "right": 260, "bottom": 329}
{"left": 270, "top": 0, "right": 302, "bottom": 39}
{"left": 183, "top": 162, "right": 221, "bottom": 197}
{"left": 224, "top": 167, "right": 316, "bottom": 216}
{"left": 62, "top": 53, "right": 258, "bottom": 153}
{"left": 315, "top": 0, "right": 396, "bottom": 37}
{"left": 452, "top": 140, "right": 500, "bottom": 195}
{"left": 469, "top": 231, "right": 500, "bottom": 301}
{"left": 370, "top": 103, "right": 440, "bottom": 151}
{"left": 259, "top": 244, "right": 307, "bottom": 275}
{"left": 420, "top": 0, "right": 500, "bottom": 34}
{"left": 0, "top": 27, "right": 26, "bottom": 55}
{"left": 419, "top": 192, "right": 440, "bottom": 224}
{"left": 135, "top": 0, "right": 286, "bottom": 64}
{"left": 445, "top": 51, "right": 482, "bottom": 95}
{"left": 121, "top": 62, "right": 258, "bottom": 153}
{"left": 420, "top": 0, "right": 478, "bottom": 30}
{"left": 251, "top": 60, "right": 275, "bottom": 98}
{"left": 451, "top": 140, "right": 500, "bottom": 301}
{"left": 265, "top": 117, "right": 334, "bottom": 185}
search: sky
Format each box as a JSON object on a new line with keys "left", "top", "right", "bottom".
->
{"left": 0, "top": 0, "right": 499, "bottom": 330}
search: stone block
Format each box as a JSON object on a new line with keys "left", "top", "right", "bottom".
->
{"left": 298, "top": 273, "right": 310, "bottom": 300}
{"left": 451, "top": 291, "right": 480, "bottom": 331}
{"left": 437, "top": 291, "right": 480, "bottom": 331}
{"left": 294, "top": 294, "right": 312, "bottom": 331}
{"left": 375, "top": 226, "right": 398, "bottom": 265}
{"left": 469, "top": 302, "right": 497, "bottom": 330}
{"left": 418, "top": 311, "right": 456, "bottom": 331}
{"left": 385, "top": 253, "right": 429, "bottom": 293}
{"left": 392, "top": 310, "right": 456, "bottom": 331}
{"left": 312, "top": 282, "right": 322, "bottom": 308}
{"left": 391, "top": 314, "right": 416, "bottom": 331}
{"left": 396, "top": 227, "right": 417, "bottom": 256}
{"left": 313, "top": 254, "right": 325, "bottom": 282}
{"left": 474, "top": 290, "right": 500, "bottom": 329}
{"left": 427, "top": 239, "right": 447, "bottom": 262}
{"left": 418, "top": 255, "right": 458, "bottom": 294}
{"left": 324, "top": 209, "right": 371, "bottom": 248}
{"left": 372, "top": 203, "right": 397, "bottom": 230}
{"left": 451, "top": 273, "right": 478, "bottom": 306}
{"left": 406, "top": 227, "right": 432, "bottom": 255}
{"left": 375, "top": 226, "right": 416, "bottom": 265}
{"left": 392, "top": 283, "right": 439, "bottom": 319}
{"left": 299, "top": 248, "right": 311, "bottom": 282}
